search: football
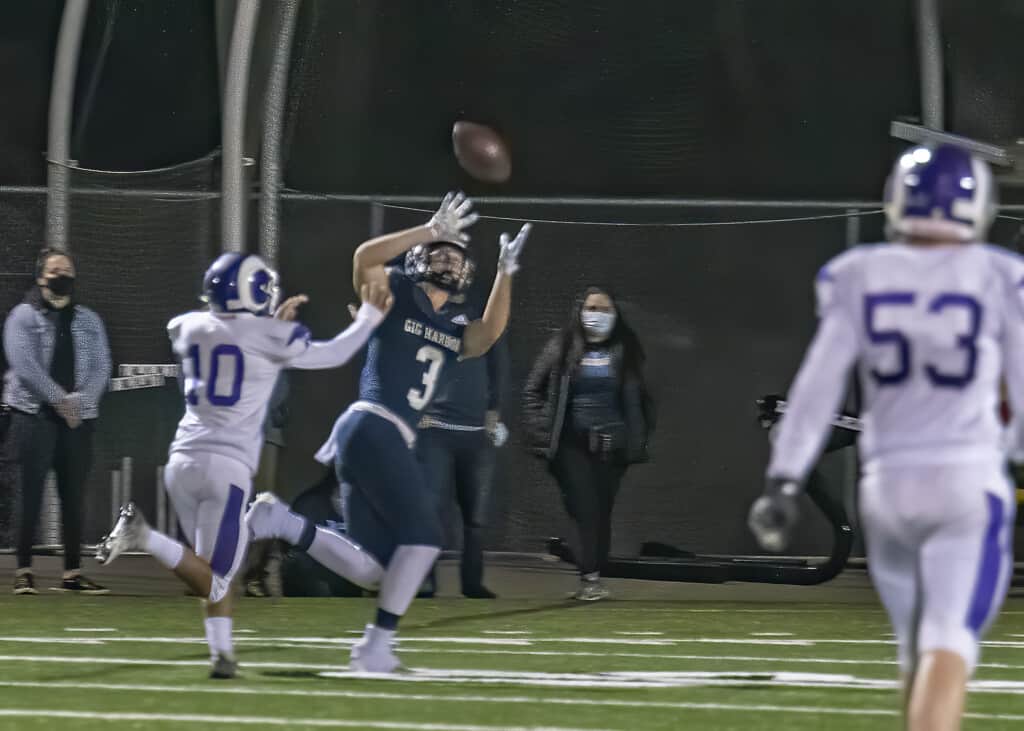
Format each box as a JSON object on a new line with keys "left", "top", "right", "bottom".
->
{"left": 452, "top": 121, "right": 512, "bottom": 183}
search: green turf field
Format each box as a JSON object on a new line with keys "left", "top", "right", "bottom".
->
{"left": 2, "top": 585, "right": 1024, "bottom": 730}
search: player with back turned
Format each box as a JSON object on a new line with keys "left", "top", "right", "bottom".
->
{"left": 749, "top": 144, "right": 1024, "bottom": 731}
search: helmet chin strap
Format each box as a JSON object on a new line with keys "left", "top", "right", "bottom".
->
{"left": 418, "top": 281, "right": 451, "bottom": 312}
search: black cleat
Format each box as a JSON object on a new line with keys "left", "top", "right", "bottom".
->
{"left": 13, "top": 572, "right": 38, "bottom": 595}
{"left": 209, "top": 654, "right": 238, "bottom": 679}
{"left": 462, "top": 586, "right": 497, "bottom": 599}
{"left": 50, "top": 575, "right": 110, "bottom": 595}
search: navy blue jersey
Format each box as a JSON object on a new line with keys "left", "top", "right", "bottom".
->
{"left": 358, "top": 270, "right": 467, "bottom": 430}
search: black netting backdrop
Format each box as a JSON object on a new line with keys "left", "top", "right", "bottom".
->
{"left": 285, "top": 0, "right": 918, "bottom": 198}
{"left": 68, "top": 155, "right": 218, "bottom": 364}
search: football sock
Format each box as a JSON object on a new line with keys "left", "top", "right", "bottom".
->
{"left": 204, "top": 617, "right": 233, "bottom": 661}
{"left": 377, "top": 545, "right": 441, "bottom": 617}
{"left": 306, "top": 526, "right": 384, "bottom": 589}
{"left": 144, "top": 528, "right": 185, "bottom": 570}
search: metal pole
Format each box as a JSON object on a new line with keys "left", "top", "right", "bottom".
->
{"left": 369, "top": 201, "right": 385, "bottom": 238}
{"left": 843, "top": 210, "right": 861, "bottom": 534}
{"left": 46, "top": 0, "right": 91, "bottom": 252}
{"left": 259, "top": 0, "right": 301, "bottom": 267}
{"left": 120, "top": 456, "right": 133, "bottom": 504}
{"left": 156, "top": 466, "right": 167, "bottom": 535}
{"left": 110, "top": 470, "right": 122, "bottom": 522}
{"left": 916, "top": 0, "right": 945, "bottom": 130}
{"left": 222, "top": 0, "right": 262, "bottom": 253}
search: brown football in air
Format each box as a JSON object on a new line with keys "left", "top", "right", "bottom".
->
{"left": 452, "top": 121, "right": 511, "bottom": 183}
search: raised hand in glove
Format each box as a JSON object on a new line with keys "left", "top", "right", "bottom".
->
{"left": 747, "top": 477, "right": 801, "bottom": 553}
{"left": 427, "top": 191, "right": 479, "bottom": 244}
{"left": 497, "top": 223, "right": 532, "bottom": 276}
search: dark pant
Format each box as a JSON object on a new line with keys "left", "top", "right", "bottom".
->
{"left": 417, "top": 427, "right": 496, "bottom": 592}
{"left": 550, "top": 441, "right": 626, "bottom": 576}
{"left": 334, "top": 410, "right": 442, "bottom": 566}
{"left": 11, "top": 412, "right": 95, "bottom": 571}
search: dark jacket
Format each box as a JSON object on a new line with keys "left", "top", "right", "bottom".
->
{"left": 522, "top": 333, "right": 654, "bottom": 464}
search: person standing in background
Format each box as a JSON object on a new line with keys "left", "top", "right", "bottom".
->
{"left": 523, "top": 286, "right": 654, "bottom": 601}
{"left": 241, "top": 372, "right": 289, "bottom": 598}
{"left": 417, "top": 295, "right": 508, "bottom": 599}
{"left": 3, "top": 248, "right": 112, "bottom": 595}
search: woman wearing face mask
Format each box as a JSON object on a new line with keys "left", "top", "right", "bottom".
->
{"left": 3, "top": 248, "right": 111, "bottom": 595}
{"left": 523, "top": 286, "right": 654, "bottom": 600}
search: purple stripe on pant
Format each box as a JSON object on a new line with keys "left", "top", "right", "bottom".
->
{"left": 210, "top": 485, "right": 245, "bottom": 578}
{"left": 966, "top": 492, "right": 1007, "bottom": 634}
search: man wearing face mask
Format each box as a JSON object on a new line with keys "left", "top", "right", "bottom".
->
{"left": 3, "top": 248, "right": 111, "bottom": 595}
{"left": 523, "top": 286, "right": 654, "bottom": 601}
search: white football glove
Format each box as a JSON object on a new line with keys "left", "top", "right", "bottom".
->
{"left": 747, "top": 477, "right": 801, "bottom": 553}
{"left": 427, "top": 191, "right": 479, "bottom": 244}
{"left": 497, "top": 222, "right": 532, "bottom": 275}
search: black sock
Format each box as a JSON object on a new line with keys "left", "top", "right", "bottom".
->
{"left": 375, "top": 608, "right": 401, "bottom": 631}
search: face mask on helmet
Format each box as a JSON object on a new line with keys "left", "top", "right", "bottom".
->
{"left": 405, "top": 242, "right": 475, "bottom": 293}
{"left": 581, "top": 310, "right": 616, "bottom": 339}
{"left": 883, "top": 144, "right": 997, "bottom": 243}
{"left": 203, "top": 254, "right": 281, "bottom": 316}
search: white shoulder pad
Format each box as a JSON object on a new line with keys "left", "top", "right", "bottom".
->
{"left": 814, "top": 247, "right": 869, "bottom": 318}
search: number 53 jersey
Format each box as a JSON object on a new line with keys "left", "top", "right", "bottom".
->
{"left": 357, "top": 269, "right": 467, "bottom": 432}
{"left": 167, "top": 311, "right": 311, "bottom": 473}
{"left": 770, "top": 243, "right": 1024, "bottom": 478}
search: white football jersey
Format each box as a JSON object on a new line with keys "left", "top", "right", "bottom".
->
{"left": 167, "top": 311, "right": 311, "bottom": 473}
{"left": 770, "top": 243, "right": 1024, "bottom": 479}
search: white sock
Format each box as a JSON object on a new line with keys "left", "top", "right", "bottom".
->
{"left": 307, "top": 527, "right": 384, "bottom": 590}
{"left": 378, "top": 545, "right": 441, "bottom": 617}
{"left": 143, "top": 528, "right": 184, "bottom": 570}
{"left": 204, "top": 617, "right": 233, "bottom": 661}
{"left": 279, "top": 509, "right": 309, "bottom": 546}
{"left": 366, "top": 624, "right": 396, "bottom": 647}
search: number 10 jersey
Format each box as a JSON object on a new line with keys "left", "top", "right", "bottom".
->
{"left": 167, "top": 311, "right": 311, "bottom": 473}
{"left": 769, "top": 242, "right": 1024, "bottom": 479}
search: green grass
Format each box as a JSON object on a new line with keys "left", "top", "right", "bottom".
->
{"left": 1, "top": 592, "right": 1023, "bottom": 730}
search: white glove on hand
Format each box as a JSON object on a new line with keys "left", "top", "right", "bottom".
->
{"left": 747, "top": 478, "right": 801, "bottom": 553}
{"left": 427, "top": 191, "right": 479, "bottom": 243}
{"left": 497, "top": 222, "right": 532, "bottom": 275}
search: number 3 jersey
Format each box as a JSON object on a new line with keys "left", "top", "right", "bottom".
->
{"left": 357, "top": 269, "right": 467, "bottom": 432}
{"left": 769, "top": 243, "right": 1024, "bottom": 479}
{"left": 167, "top": 312, "right": 312, "bottom": 473}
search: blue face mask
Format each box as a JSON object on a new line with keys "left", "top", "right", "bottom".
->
{"left": 581, "top": 310, "right": 616, "bottom": 339}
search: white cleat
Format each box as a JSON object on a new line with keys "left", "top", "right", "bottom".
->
{"left": 244, "top": 492, "right": 288, "bottom": 541}
{"left": 349, "top": 626, "right": 405, "bottom": 674}
{"left": 96, "top": 502, "right": 147, "bottom": 566}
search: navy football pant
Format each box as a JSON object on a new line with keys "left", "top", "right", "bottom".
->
{"left": 334, "top": 410, "right": 442, "bottom": 566}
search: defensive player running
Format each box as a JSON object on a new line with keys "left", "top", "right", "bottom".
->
{"left": 748, "top": 144, "right": 1024, "bottom": 731}
{"left": 96, "top": 253, "right": 391, "bottom": 678}
{"left": 247, "top": 192, "right": 530, "bottom": 672}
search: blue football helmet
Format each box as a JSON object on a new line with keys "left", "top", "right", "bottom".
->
{"left": 203, "top": 253, "right": 281, "bottom": 316}
{"left": 884, "top": 144, "right": 997, "bottom": 242}
{"left": 405, "top": 240, "right": 475, "bottom": 294}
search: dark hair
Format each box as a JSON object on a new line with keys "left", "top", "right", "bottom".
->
{"left": 35, "top": 247, "right": 75, "bottom": 278}
{"left": 559, "top": 285, "right": 646, "bottom": 375}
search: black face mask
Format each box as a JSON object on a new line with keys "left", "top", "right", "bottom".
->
{"left": 45, "top": 275, "right": 75, "bottom": 297}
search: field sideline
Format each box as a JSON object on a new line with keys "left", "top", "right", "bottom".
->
{"left": 2, "top": 556, "right": 1023, "bottom": 730}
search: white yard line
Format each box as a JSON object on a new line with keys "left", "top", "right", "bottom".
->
{"left": 614, "top": 632, "right": 664, "bottom": 636}
{"left": 6, "top": 680, "right": 1024, "bottom": 723}
{"left": 750, "top": 633, "right": 794, "bottom": 637}
{"left": 63, "top": 628, "right": 117, "bottom": 633}
{"left": 483, "top": 631, "right": 531, "bottom": 635}
{"left": 0, "top": 710, "right": 617, "bottom": 731}
{"left": 3, "top": 654, "right": 1024, "bottom": 694}
{"left": 9, "top": 637, "right": 1024, "bottom": 671}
